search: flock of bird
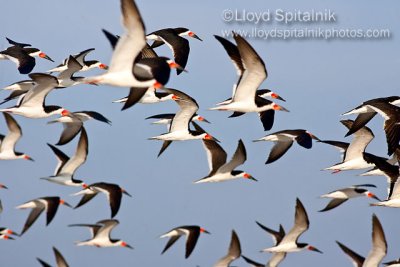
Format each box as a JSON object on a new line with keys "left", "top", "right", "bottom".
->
{"left": 0, "top": 0, "right": 399, "bottom": 266}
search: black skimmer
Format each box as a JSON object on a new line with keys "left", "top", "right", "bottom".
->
{"left": 0, "top": 73, "right": 69, "bottom": 118}
{"left": 0, "top": 113, "right": 33, "bottom": 161}
{"left": 147, "top": 27, "right": 202, "bottom": 74}
{"left": 160, "top": 225, "right": 210, "bottom": 258}
{"left": 261, "top": 198, "right": 322, "bottom": 254}
{"left": 69, "top": 219, "right": 133, "bottom": 248}
{"left": 214, "top": 34, "right": 285, "bottom": 104}
{"left": 102, "top": 28, "right": 186, "bottom": 73}
{"left": 149, "top": 88, "right": 218, "bottom": 157}
{"left": 16, "top": 196, "right": 72, "bottom": 235}
{"left": 323, "top": 120, "right": 375, "bottom": 173}
{"left": 194, "top": 139, "right": 256, "bottom": 183}
{"left": 113, "top": 83, "right": 175, "bottom": 111}
{"left": 47, "top": 48, "right": 108, "bottom": 73}
{"left": 363, "top": 101, "right": 400, "bottom": 156}
{"left": 115, "top": 54, "right": 180, "bottom": 110}
{"left": 112, "top": 89, "right": 175, "bottom": 106}
{"left": 101, "top": 29, "right": 181, "bottom": 110}
{"left": 0, "top": 80, "right": 36, "bottom": 106}
{"left": 146, "top": 113, "right": 210, "bottom": 125}
{"left": 119, "top": 55, "right": 179, "bottom": 109}
{"left": 211, "top": 34, "right": 288, "bottom": 131}
{"left": 364, "top": 152, "right": 400, "bottom": 207}
{"left": 4, "top": 38, "right": 53, "bottom": 61}
{"left": 48, "top": 111, "right": 110, "bottom": 145}
{"left": 255, "top": 221, "right": 287, "bottom": 267}
{"left": 84, "top": 0, "right": 162, "bottom": 89}
{"left": 41, "top": 128, "right": 88, "bottom": 187}
{"left": 56, "top": 56, "right": 87, "bottom": 88}
{"left": 216, "top": 88, "right": 286, "bottom": 107}
{"left": 359, "top": 149, "right": 398, "bottom": 177}
{"left": 0, "top": 38, "right": 54, "bottom": 74}
{"left": 214, "top": 230, "right": 241, "bottom": 267}
{"left": 254, "top": 129, "right": 319, "bottom": 164}
{"left": 2, "top": 79, "right": 36, "bottom": 91}
{"left": 342, "top": 96, "right": 400, "bottom": 137}
{"left": 73, "top": 182, "right": 132, "bottom": 218}
{"left": 336, "top": 214, "right": 387, "bottom": 267}
{"left": 319, "top": 184, "right": 380, "bottom": 212}
{"left": 37, "top": 247, "right": 69, "bottom": 267}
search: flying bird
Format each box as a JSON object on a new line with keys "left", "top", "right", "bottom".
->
{"left": 148, "top": 88, "right": 218, "bottom": 157}
{"left": 336, "top": 214, "right": 387, "bottom": 267}
{"left": 214, "top": 230, "right": 241, "bottom": 267}
{"left": 211, "top": 34, "right": 289, "bottom": 131}
{"left": 0, "top": 37, "right": 53, "bottom": 74}
{"left": 253, "top": 221, "right": 287, "bottom": 267}
{"left": 261, "top": 198, "right": 322, "bottom": 254}
{"left": 55, "top": 56, "right": 87, "bottom": 88}
{"left": 0, "top": 113, "right": 33, "bottom": 161}
{"left": 216, "top": 88, "right": 286, "bottom": 106}
{"left": 47, "top": 48, "right": 108, "bottom": 73}
{"left": 160, "top": 225, "right": 210, "bottom": 258}
{"left": 147, "top": 27, "right": 202, "bottom": 74}
{"left": 0, "top": 73, "right": 69, "bottom": 118}
{"left": 146, "top": 113, "right": 210, "bottom": 125}
{"left": 101, "top": 29, "right": 179, "bottom": 110}
{"left": 194, "top": 139, "right": 256, "bottom": 183}
{"left": 69, "top": 219, "right": 133, "bottom": 248}
{"left": 0, "top": 79, "right": 36, "bottom": 105}
{"left": 16, "top": 196, "right": 71, "bottom": 235}
{"left": 112, "top": 88, "right": 177, "bottom": 107}
{"left": 364, "top": 152, "right": 400, "bottom": 207}
{"left": 73, "top": 182, "right": 132, "bottom": 218}
{"left": 84, "top": 0, "right": 163, "bottom": 88}
{"left": 319, "top": 184, "right": 380, "bottom": 212}
{"left": 241, "top": 223, "right": 286, "bottom": 266}
{"left": 342, "top": 96, "right": 400, "bottom": 137}
{"left": 41, "top": 128, "right": 88, "bottom": 187}
{"left": 323, "top": 120, "right": 375, "bottom": 173}
{"left": 48, "top": 111, "right": 110, "bottom": 145}
{"left": 254, "top": 129, "right": 319, "bottom": 164}
{"left": 359, "top": 149, "right": 398, "bottom": 177}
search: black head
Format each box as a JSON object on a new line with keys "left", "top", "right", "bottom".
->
{"left": 174, "top": 27, "right": 190, "bottom": 34}
{"left": 354, "top": 188, "right": 368, "bottom": 194}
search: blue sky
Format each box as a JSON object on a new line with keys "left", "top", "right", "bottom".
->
{"left": 0, "top": 0, "right": 399, "bottom": 266}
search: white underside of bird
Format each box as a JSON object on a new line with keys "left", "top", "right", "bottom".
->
{"left": 194, "top": 172, "right": 238, "bottom": 183}
{"left": 324, "top": 158, "right": 374, "bottom": 171}
{"left": 209, "top": 101, "right": 273, "bottom": 113}
{"left": 41, "top": 175, "right": 83, "bottom": 187}
{"left": 262, "top": 243, "right": 303, "bottom": 253}
{"left": 0, "top": 107, "right": 60, "bottom": 119}
{"left": 149, "top": 131, "right": 203, "bottom": 141}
